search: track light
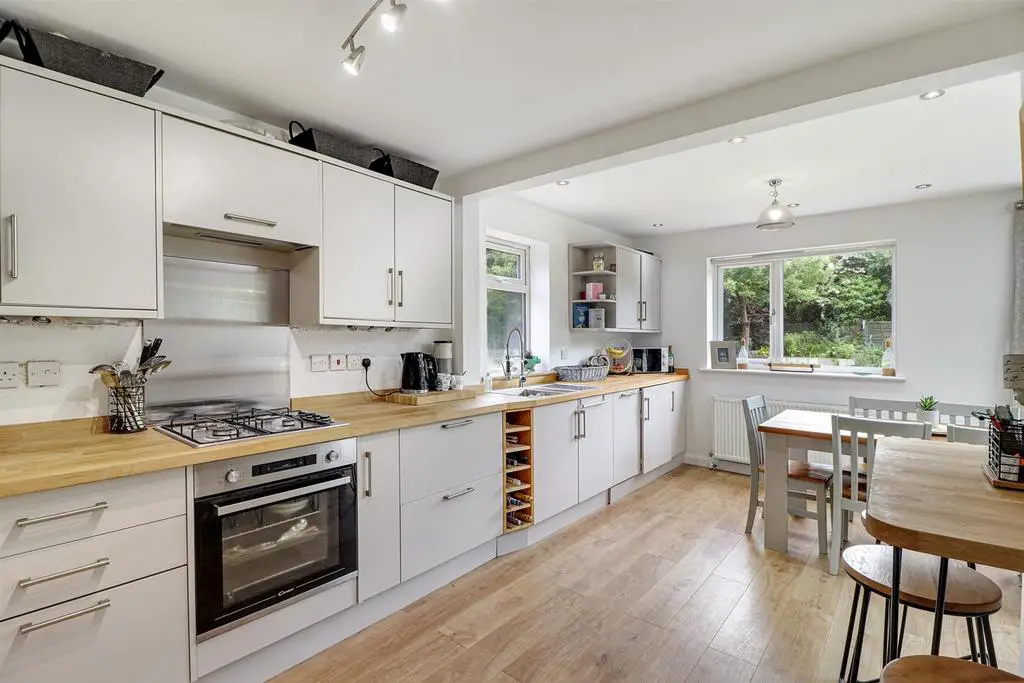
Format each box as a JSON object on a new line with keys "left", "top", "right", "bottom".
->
{"left": 381, "top": 1, "right": 408, "bottom": 33}
{"left": 342, "top": 44, "right": 366, "bottom": 76}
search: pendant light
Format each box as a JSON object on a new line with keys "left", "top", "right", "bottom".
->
{"left": 755, "top": 178, "right": 796, "bottom": 231}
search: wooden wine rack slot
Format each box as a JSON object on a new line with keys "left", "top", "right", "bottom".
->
{"left": 502, "top": 407, "right": 535, "bottom": 532}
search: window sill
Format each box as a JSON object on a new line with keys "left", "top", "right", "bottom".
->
{"left": 698, "top": 368, "right": 906, "bottom": 381}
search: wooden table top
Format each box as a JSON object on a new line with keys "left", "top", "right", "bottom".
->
{"left": 0, "top": 373, "right": 688, "bottom": 500}
{"left": 864, "top": 437, "right": 1024, "bottom": 572}
{"left": 758, "top": 409, "right": 946, "bottom": 443}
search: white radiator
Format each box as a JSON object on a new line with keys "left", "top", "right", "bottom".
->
{"left": 712, "top": 396, "right": 846, "bottom": 466}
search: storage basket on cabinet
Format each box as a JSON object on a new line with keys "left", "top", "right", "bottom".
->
{"left": 553, "top": 365, "right": 609, "bottom": 382}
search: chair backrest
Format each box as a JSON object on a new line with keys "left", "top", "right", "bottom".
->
{"left": 939, "top": 402, "right": 989, "bottom": 427}
{"left": 946, "top": 423, "right": 989, "bottom": 445}
{"left": 849, "top": 396, "right": 920, "bottom": 421}
{"left": 831, "top": 414, "right": 931, "bottom": 508}
{"left": 741, "top": 395, "right": 770, "bottom": 473}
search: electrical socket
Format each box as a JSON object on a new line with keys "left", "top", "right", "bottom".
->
{"left": 27, "top": 361, "right": 60, "bottom": 387}
{"left": 0, "top": 362, "right": 19, "bottom": 389}
{"left": 329, "top": 354, "right": 346, "bottom": 372}
{"left": 560, "top": 347, "right": 570, "bottom": 360}
{"left": 346, "top": 355, "right": 362, "bottom": 371}
{"left": 310, "top": 355, "right": 329, "bottom": 373}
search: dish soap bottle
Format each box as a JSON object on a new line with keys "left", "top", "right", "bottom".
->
{"left": 737, "top": 338, "right": 750, "bottom": 370}
{"left": 483, "top": 372, "right": 493, "bottom": 391}
{"left": 667, "top": 345, "right": 675, "bottom": 372}
{"left": 881, "top": 339, "right": 895, "bottom": 377}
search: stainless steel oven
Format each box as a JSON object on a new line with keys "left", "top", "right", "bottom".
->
{"left": 193, "top": 440, "right": 357, "bottom": 640}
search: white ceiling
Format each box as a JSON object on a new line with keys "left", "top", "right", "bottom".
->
{"left": 0, "top": 0, "right": 1019, "bottom": 175}
{"left": 517, "top": 73, "right": 1023, "bottom": 234}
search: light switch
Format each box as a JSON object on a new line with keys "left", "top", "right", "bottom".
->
{"left": 27, "top": 361, "right": 60, "bottom": 387}
{"left": 310, "top": 355, "right": 329, "bottom": 373}
{"left": 329, "top": 354, "right": 346, "bottom": 371}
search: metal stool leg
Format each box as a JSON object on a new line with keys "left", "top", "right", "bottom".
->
{"left": 849, "top": 588, "right": 872, "bottom": 683}
{"left": 838, "top": 583, "right": 861, "bottom": 682}
{"left": 930, "top": 557, "right": 949, "bottom": 655}
{"left": 966, "top": 617, "right": 979, "bottom": 662}
{"left": 982, "top": 616, "right": 998, "bottom": 668}
{"left": 897, "top": 604, "right": 908, "bottom": 656}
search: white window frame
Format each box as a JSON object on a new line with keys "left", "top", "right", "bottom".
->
{"left": 485, "top": 238, "right": 530, "bottom": 371}
{"left": 711, "top": 241, "right": 896, "bottom": 374}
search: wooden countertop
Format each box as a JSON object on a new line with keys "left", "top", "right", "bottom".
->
{"left": 864, "top": 437, "right": 1024, "bottom": 573}
{"left": 0, "top": 372, "right": 688, "bottom": 500}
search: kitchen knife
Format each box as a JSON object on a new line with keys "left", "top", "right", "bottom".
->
{"left": 139, "top": 339, "right": 153, "bottom": 366}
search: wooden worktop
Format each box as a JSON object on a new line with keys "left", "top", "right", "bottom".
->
{"left": 864, "top": 437, "right": 1024, "bottom": 573}
{"left": 0, "top": 371, "right": 688, "bottom": 500}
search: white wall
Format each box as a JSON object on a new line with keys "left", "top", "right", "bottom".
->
{"left": 637, "top": 190, "right": 1018, "bottom": 463}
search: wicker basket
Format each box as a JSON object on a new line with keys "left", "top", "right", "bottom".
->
{"left": 554, "top": 365, "right": 609, "bottom": 382}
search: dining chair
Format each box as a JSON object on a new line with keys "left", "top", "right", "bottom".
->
{"left": 742, "top": 395, "right": 832, "bottom": 554}
{"left": 849, "top": 397, "right": 920, "bottom": 421}
{"left": 937, "top": 402, "right": 989, "bottom": 427}
{"left": 946, "top": 424, "right": 989, "bottom": 445}
{"left": 829, "top": 415, "right": 932, "bottom": 575}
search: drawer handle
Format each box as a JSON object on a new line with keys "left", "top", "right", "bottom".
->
{"left": 16, "top": 502, "right": 109, "bottom": 528}
{"left": 619, "top": 391, "right": 639, "bottom": 398}
{"left": 223, "top": 212, "right": 278, "bottom": 228}
{"left": 442, "top": 487, "right": 475, "bottom": 501}
{"left": 441, "top": 419, "right": 474, "bottom": 429}
{"left": 18, "top": 557, "right": 111, "bottom": 589}
{"left": 19, "top": 599, "right": 111, "bottom": 635}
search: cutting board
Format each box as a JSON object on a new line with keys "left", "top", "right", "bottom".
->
{"left": 385, "top": 386, "right": 484, "bottom": 406}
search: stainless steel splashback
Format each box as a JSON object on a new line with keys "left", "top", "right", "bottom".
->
{"left": 145, "top": 257, "right": 291, "bottom": 421}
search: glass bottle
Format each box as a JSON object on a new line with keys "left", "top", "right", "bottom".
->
{"left": 592, "top": 252, "right": 605, "bottom": 271}
{"left": 737, "top": 338, "right": 750, "bottom": 370}
{"left": 881, "top": 338, "right": 895, "bottom": 376}
{"left": 667, "top": 345, "right": 675, "bottom": 372}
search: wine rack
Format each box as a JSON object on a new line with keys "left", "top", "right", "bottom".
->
{"left": 503, "top": 408, "right": 534, "bottom": 532}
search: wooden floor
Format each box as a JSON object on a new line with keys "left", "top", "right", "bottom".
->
{"left": 273, "top": 466, "right": 1021, "bottom": 683}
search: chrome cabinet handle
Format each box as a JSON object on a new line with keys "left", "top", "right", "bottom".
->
{"left": 387, "top": 268, "right": 394, "bottom": 306}
{"left": 671, "top": 391, "right": 675, "bottom": 412}
{"left": 16, "top": 502, "right": 108, "bottom": 528}
{"left": 642, "top": 301, "right": 648, "bottom": 321}
{"left": 573, "top": 410, "right": 580, "bottom": 440}
{"left": 580, "top": 409, "right": 587, "bottom": 439}
{"left": 397, "top": 270, "right": 405, "bottom": 307}
{"left": 19, "top": 599, "right": 110, "bottom": 635}
{"left": 215, "top": 478, "right": 347, "bottom": 517}
{"left": 644, "top": 397, "right": 651, "bottom": 421}
{"left": 363, "top": 451, "right": 372, "bottom": 498}
{"left": 619, "top": 391, "right": 639, "bottom": 398}
{"left": 18, "top": 558, "right": 110, "bottom": 589}
{"left": 8, "top": 213, "right": 17, "bottom": 280}
{"left": 637, "top": 301, "right": 642, "bottom": 322}
{"left": 441, "top": 419, "right": 474, "bottom": 429}
{"left": 223, "top": 212, "right": 277, "bottom": 228}
{"left": 442, "top": 487, "right": 475, "bottom": 501}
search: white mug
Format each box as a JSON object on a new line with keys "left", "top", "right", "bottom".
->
{"left": 437, "top": 373, "right": 451, "bottom": 391}
{"left": 451, "top": 374, "right": 465, "bottom": 391}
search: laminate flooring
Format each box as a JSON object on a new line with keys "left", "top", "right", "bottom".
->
{"left": 274, "top": 465, "right": 1021, "bottom": 683}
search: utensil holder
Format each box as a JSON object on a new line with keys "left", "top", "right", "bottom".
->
{"left": 108, "top": 383, "right": 146, "bottom": 434}
{"left": 987, "top": 422, "right": 1024, "bottom": 482}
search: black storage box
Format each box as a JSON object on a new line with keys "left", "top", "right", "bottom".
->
{"left": 369, "top": 152, "right": 439, "bottom": 190}
{"left": 288, "top": 121, "right": 379, "bottom": 169}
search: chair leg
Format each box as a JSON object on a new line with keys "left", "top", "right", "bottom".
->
{"left": 838, "top": 583, "right": 861, "bottom": 682}
{"left": 982, "top": 616, "right": 998, "bottom": 668}
{"left": 842, "top": 510, "right": 850, "bottom": 543}
{"left": 966, "top": 617, "right": 978, "bottom": 662}
{"left": 829, "top": 498, "right": 843, "bottom": 576}
{"left": 897, "top": 604, "right": 908, "bottom": 656}
{"left": 849, "top": 587, "right": 872, "bottom": 683}
{"left": 745, "top": 468, "right": 759, "bottom": 534}
{"left": 816, "top": 483, "right": 827, "bottom": 555}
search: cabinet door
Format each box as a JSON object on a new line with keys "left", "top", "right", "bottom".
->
{"left": 640, "top": 253, "right": 662, "bottom": 330}
{"left": 578, "top": 398, "right": 614, "bottom": 501}
{"left": 669, "top": 382, "right": 687, "bottom": 458}
{"left": 642, "top": 384, "right": 673, "bottom": 473}
{"left": 612, "top": 390, "right": 642, "bottom": 484}
{"left": 615, "top": 248, "right": 642, "bottom": 331}
{"left": 356, "top": 431, "right": 401, "bottom": 602}
{"left": 394, "top": 187, "right": 452, "bottom": 325}
{"left": 0, "top": 68, "right": 158, "bottom": 312}
{"left": 322, "top": 165, "right": 396, "bottom": 322}
{"left": 533, "top": 400, "right": 580, "bottom": 522}
{"left": 162, "top": 117, "right": 320, "bottom": 246}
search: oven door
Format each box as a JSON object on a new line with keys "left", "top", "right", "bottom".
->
{"left": 194, "top": 466, "right": 357, "bottom": 638}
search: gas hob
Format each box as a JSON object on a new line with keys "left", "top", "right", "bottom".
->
{"left": 156, "top": 407, "right": 344, "bottom": 447}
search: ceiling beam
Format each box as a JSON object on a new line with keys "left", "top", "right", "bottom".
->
{"left": 440, "top": 8, "right": 1024, "bottom": 199}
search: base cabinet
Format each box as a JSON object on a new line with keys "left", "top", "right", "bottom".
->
{"left": 356, "top": 430, "right": 401, "bottom": 602}
{"left": 0, "top": 567, "right": 188, "bottom": 683}
{"left": 533, "top": 400, "right": 580, "bottom": 523}
{"left": 612, "top": 390, "right": 642, "bottom": 484}
{"left": 577, "top": 397, "right": 613, "bottom": 501}
{"left": 642, "top": 382, "right": 685, "bottom": 473}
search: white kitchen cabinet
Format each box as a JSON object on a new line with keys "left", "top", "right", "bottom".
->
{"left": 356, "top": 430, "right": 401, "bottom": 602}
{"left": 322, "top": 165, "right": 396, "bottom": 323}
{"left": 668, "top": 381, "right": 687, "bottom": 458}
{"left": 399, "top": 413, "right": 501, "bottom": 504}
{"left": 615, "top": 248, "right": 642, "bottom": 331}
{"left": 0, "top": 567, "right": 188, "bottom": 683}
{"left": 642, "top": 382, "right": 685, "bottom": 473}
{"left": 577, "top": 397, "right": 614, "bottom": 502}
{"left": 533, "top": 400, "right": 581, "bottom": 523}
{"left": 394, "top": 187, "right": 453, "bottom": 325}
{"left": 612, "top": 390, "right": 642, "bottom": 484}
{"left": 640, "top": 252, "right": 662, "bottom": 331}
{"left": 0, "top": 67, "right": 158, "bottom": 316}
{"left": 162, "top": 116, "right": 321, "bottom": 247}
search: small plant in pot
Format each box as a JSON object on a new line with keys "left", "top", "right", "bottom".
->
{"left": 917, "top": 395, "right": 939, "bottom": 424}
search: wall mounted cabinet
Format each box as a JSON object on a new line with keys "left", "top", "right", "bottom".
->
{"left": 568, "top": 243, "right": 662, "bottom": 333}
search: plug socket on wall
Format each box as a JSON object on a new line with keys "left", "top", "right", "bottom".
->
{"left": 0, "top": 362, "right": 19, "bottom": 389}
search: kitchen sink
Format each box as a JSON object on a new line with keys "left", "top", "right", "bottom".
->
{"left": 490, "top": 383, "right": 593, "bottom": 397}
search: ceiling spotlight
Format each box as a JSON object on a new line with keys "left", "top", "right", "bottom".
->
{"left": 556, "top": 180, "right": 570, "bottom": 186}
{"left": 342, "top": 44, "right": 366, "bottom": 76}
{"left": 380, "top": 1, "right": 408, "bottom": 33}
{"left": 652, "top": 223, "right": 664, "bottom": 228}
{"left": 919, "top": 89, "right": 945, "bottom": 101}
{"left": 755, "top": 179, "right": 796, "bottom": 231}
{"left": 915, "top": 183, "right": 932, "bottom": 190}
{"left": 787, "top": 202, "right": 800, "bottom": 208}
{"left": 728, "top": 136, "right": 748, "bottom": 144}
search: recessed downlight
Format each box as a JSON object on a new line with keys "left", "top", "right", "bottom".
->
{"left": 919, "top": 89, "right": 945, "bottom": 101}
{"left": 556, "top": 180, "right": 570, "bottom": 186}
{"left": 728, "top": 136, "right": 748, "bottom": 144}
{"left": 652, "top": 223, "right": 664, "bottom": 228}
{"left": 915, "top": 183, "right": 932, "bottom": 190}
{"left": 786, "top": 203, "right": 800, "bottom": 208}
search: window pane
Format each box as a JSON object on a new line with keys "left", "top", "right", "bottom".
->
{"left": 782, "top": 250, "right": 892, "bottom": 367}
{"left": 486, "top": 248, "right": 521, "bottom": 279}
{"left": 487, "top": 289, "right": 526, "bottom": 369}
{"left": 721, "top": 265, "right": 770, "bottom": 358}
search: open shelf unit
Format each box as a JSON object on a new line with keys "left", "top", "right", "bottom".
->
{"left": 569, "top": 241, "right": 661, "bottom": 333}
{"left": 502, "top": 408, "right": 535, "bottom": 532}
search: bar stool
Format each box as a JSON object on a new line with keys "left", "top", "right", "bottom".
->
{"left": 840, "top": 545, "right": 1003, "bottom": 683}
{"left": 881, "top": 655, "right": 1022, "bottom": 682}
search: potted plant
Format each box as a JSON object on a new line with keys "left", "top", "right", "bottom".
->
{"left": 917, "top": 395, "right": 939, "bottom": 424}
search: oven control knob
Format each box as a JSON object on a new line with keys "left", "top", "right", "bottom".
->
{"left": 224, "top": 469, "right": 242, "bottom": 484}
{"left": 325, "top": 450, "right": 340, "bottom": 463}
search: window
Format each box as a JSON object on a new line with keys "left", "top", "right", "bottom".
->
{"left": 486, "top": 240, "right": 529, "bottom": 371}
{"left": 713, "top": 243, "right": 894, "bottom": 372}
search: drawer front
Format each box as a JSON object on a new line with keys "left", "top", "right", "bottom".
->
{"left": 399, "top": 413, "right": 501, "bottom": 504}
{"left": 0, "top": 567, "right": 189, "bottom": 683}
{"left": 0, "top": 469, "right": 185, "bottom": 559}
{"left": 0, "top": 516, "right": 185, "bottom": 620}
{"left": 400, "top": 473, "right": 502, "bottom": 581}
{"left": 162, "top": 117, "right": 321, "bottom": 247}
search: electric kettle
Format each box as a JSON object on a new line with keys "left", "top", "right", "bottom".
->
{"left": 400, "top": 352, "right": 438, "bottom": 394}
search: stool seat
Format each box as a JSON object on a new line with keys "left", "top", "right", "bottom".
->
{"left": 881, "top": 655, "right": 1023, "bottom": 682}
{"left": 843, "top": 545, "right": 1003, "bottom": 615}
